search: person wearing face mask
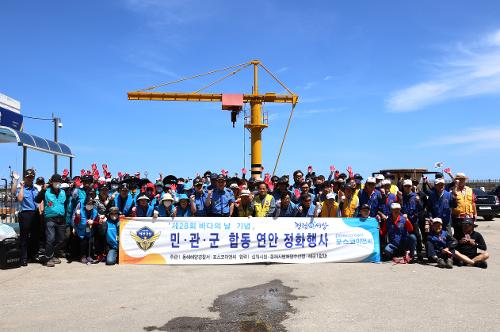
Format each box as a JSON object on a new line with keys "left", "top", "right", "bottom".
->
{"left": 154, "top": 181, "right": 164, "bottom": 202}
{"left": 105, "top": 207, "right": 120, "bottom": 265}
{"left": 35, "top": 174, "right": 67, "bottom": 267}
{"left": 155, "top": 193, "right": 175, "bottom": 217}
{"left": 73, "top": 197, "right": 99, "bottom": 264}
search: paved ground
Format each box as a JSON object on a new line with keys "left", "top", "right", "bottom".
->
{"left": 1, "top": 217, "right": 499, "bottom": 331}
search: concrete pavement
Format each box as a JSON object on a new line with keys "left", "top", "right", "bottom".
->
{"left": 1, "top": 217, "right": 499, "bottom": 331}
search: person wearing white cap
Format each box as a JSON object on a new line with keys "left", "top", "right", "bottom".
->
{"left": 134, "top": 193, "right": 154, "bottom": 217}
{"left": 235, "top": 189, "right": 254, "bottom": 217}
{"left": 155, "top": 193, "right": 175, "bottom": 217}
{"left": 426, "top": 217, "right": 457, "bottom": 268}
{"left": 357, "top": 177, "right": 383, "bottom": 218}
{"left": 401, "top": 178, "right": 423, "bottom": 258}
{"left": 426, "top": 177, "right": 457, "bottom": 234}
{"left": 379, "top": 180, "right": 397, "bottom": 219}
{"left": 381, "top": 202, "right": 417, "bottom": 263}
{"left": 318, "top": 192, "right": 339, "bottom": 217}
{"left": 375, "top": 174, "right": 385, "bottom": 188}
{"left": 451, "top": 172, "right": 476, "bottom": 238}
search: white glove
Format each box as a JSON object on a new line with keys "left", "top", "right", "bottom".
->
{"left": 12, "top": 171, "right": 20, "bottom": 180}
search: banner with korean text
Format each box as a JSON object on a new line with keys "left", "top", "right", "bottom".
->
{"left": 119, "top": 217, "right": 380, "bottom": 264}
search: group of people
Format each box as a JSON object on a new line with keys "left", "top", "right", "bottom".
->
{"left": 10, "top": 165, "right": 490, "bottom": 268}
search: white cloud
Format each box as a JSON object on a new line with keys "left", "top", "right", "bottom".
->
{"left": 420, "top": 127, "right": 500, "bottom": 151}
{"left": 324, "top": 75, "right": 334, "bottom": 81}
{"left": 276, "top": 67, "right": 289, "bottom": 74}
{"left": 387, "top": 29, "right": 500, "bottom": 112}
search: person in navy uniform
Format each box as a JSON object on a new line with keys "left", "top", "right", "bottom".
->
{"left": 206, "top": 174, "right": 235, "bottom": 217}
{"left": 11, "top": 169, "right": 40, "bottom": 266}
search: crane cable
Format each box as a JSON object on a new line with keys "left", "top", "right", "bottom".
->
{"left": 137, "top": 61, "right": 251, "bottom": 92}
{"left": 272, "top": 102, "right": 297, "bottom": 177}
{"left": 192, "top": 63, "right": 252, "bottom": 94}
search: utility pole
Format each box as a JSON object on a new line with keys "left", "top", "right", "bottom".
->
{"left": 52, "top": 113, "right": 62, "bottom": 174}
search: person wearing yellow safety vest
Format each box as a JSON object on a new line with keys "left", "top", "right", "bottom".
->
{"left": 340, "top": 182, "right": 359, "bottom": 217}
{"left": 451, "top": 172, "right": 477, "bottom": 238}
{"left": 318, "top": 193, "right": 340, "bottom": 217}
{"left": 252, "top": 182, "right": 276, "bottom": 217}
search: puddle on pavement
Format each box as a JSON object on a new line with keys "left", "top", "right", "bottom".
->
{"left": 144, "top": 279, "right": 304, "bottom": 332}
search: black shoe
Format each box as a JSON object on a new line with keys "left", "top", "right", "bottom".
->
{"left": 21, "top": 260, "right": 28, "bottom": 267}
{"left": 474, "top": 261, "right": 488, "bottom": 269}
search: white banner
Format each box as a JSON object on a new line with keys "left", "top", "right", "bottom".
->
{"left": 119, "top": 217, "right": 381, "bottom": 265}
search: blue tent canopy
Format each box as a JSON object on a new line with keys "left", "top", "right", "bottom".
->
{"left": 0, "top": 125, "right": 74, "bottom": 157}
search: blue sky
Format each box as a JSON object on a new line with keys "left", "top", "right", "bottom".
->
{"left": 1, "top": 0, "right": 500, "bottom": 181}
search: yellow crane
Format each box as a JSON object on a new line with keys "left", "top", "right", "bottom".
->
{"left": 127, "top": 60, "right": 298, "bottom": 179}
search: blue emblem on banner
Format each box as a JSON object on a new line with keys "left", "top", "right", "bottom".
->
{"left": 131, "top": 226, "right": 161, "bottom": 251}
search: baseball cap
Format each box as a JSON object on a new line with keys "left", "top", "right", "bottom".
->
{"left": 403, "top": 179, "right": 412, "bottom": 186}
{"left": 326, "top": 193, "right": 336, "bottom": 200}
{"left": 360, "top": 204, "right": 370, "bottom": 210}
{"left": 375, "top": 174, "right": 385, "bottom": 180}
{"left": 381, "top": 179, "right": 391, "bottom": 186}
{"left": 178, "top": 194, "right": 189, "bottom": 201}
{"left": 194, "top": 177, "right": 203, "bottom": 186}
{"left": 391, "top": 203, "right": 401, "bottom": 210}
{"left": 455, "top": 172, "right": 467, "bottom": 179}
{"left": 435, "top": 178, "right": 445, "bottom": 185}
{"left": 366, "top": 177, "right": 376, "bottom": 184}
{"left": 240, "top": 189, "right": 251, "bottom": 196}
{"left": 230, "top": 183, "right": 239, "bottom": 189}
{"left": 432, "top": 217, "right": 443, "bottom": 224}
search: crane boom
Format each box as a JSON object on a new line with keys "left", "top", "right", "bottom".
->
{"left": 128, "top": 91, "right": 297, "bottom": 104}
{"left": 127, "top": 60, "right": 298, "bottom": 179}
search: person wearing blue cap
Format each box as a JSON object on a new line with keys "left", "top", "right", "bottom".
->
{"left": 174, "top": 194, "right": 192, "bottom": 217}
{"left": 190, "top": 177, "right": 209, "bottom": 216}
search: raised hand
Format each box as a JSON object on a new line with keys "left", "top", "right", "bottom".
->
{"left": 329, "top": 165, "right": 335, "bottom": 173}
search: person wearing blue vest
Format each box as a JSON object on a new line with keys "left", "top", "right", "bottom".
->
{"left": 426, "top": 178, "right": 457, "bottom": 234}
{"left": 380, "top": 180, "right": 397, "bottom": 219}
{"left": 191, "top": 177, "right": 209, "bottom": 216}
{"left": 175, "top": 194, "right": 192, "bottom": 217}
{"left": 73, "top": 197, "right": 99, "bottom": 264}
{"left": 297, "top": 193, "right": 317, "bottom": 217}
{"left": 275, "top": 192, "right": 299, "bottom": 217}
{"left": 106, "top": 207, "right": 120, "bottom": 265}
{"left": 156, "top": 193, "right": 175, "bottom": 217}
{"left": 206, "top": 174, "right": 235, "bottom": 217}
{"left": 114, "top": 183, "right": 135, "bottom": 216}
{"left": 35, "top": 174, "right": 67, "bottom": 267}
{"left": 134, "top": 193, "right": 154, "bottom": 217}
{"left": 426, "top": 217, "right": 457, "bottom": 268}
{"left": 11, "top": 169, "right": 40, "bottom": 266}
{"left": 358, "top": 177, "right": 384, "bottom": 218}
{"left": 400, "top": 179, "right": 424, "bottom": 259}
{"left": 381, "top": 203, "right": 417, "bottom": 263}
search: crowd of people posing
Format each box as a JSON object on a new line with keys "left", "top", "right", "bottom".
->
{"left": 10, "top": 165, "right": 489, "bottom": 268}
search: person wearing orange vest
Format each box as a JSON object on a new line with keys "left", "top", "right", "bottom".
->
{"left": 252, "top": 182, "right": 276, "bottom": 217}
{"left": 340, "top": 182, "right": 359, "bottom": 217}
{"left": 451, "top": 172, "right": 476, "bottom": 238}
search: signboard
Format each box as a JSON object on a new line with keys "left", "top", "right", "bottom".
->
{"left": 0, "top": 93, "right": 20, "bottom": 113}
{"left": 119, "top": 217, "right": 380, "bottom": 265}
{"left": 0, "top": 107, "right": 23, "bottom": 130}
